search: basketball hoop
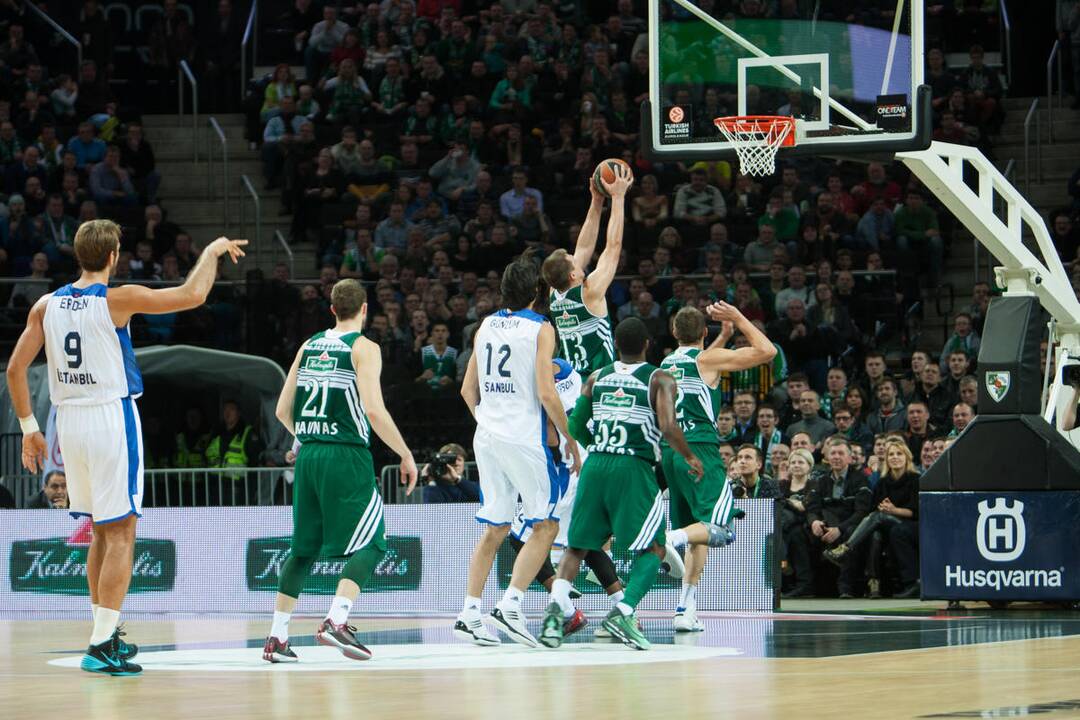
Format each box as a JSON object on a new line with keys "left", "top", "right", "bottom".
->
{"left": 714, "top": 116, "right": 796, "bottom": 177}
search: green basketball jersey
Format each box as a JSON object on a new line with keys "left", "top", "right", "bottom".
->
{"left": 660, "top": 346, "right": 721, "bottom": 445}
{"left": 588, "top": 361, "right": 662, "bottom": 463}
{"left": 421, "top": 344, "right": 458, "bottom": 389}
{"left": 549, "top": 285, "right": 614, "bottom": 376}
{"left": 292, "top": 330, "right": 370, "bottom": 446}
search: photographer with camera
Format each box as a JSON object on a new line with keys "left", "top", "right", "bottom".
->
{"left": 730, "top": 445, "right": 782, "bottom": 500}
{"left": 1061, "top": 362, "right": 1080, "bottom": 431}
{"left": 422, "top": 443, "right": 480, "bottom": 503}
{"left": 805, "top": 435, "right": 872, "bottom": 597}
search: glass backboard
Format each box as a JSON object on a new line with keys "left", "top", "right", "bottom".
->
{"left": 644, "top": 0, "right": 931, "bottom": 163}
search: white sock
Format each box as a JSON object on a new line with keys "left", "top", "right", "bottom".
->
{"left": 461, "top": 595, "right": 482, "bottom": 617}
{"left": 501, "top": 586, "right": 524, "bottom": 607}
{"left": 550, "top": 548, "right": 565, "bottom": 565}
{"left": 669, "top": 528, "right": 689, "bottom": 548}
{"left": 326, "top": 596, "right": 353, "bottom": 626}
{"left": 270, "top": 610, "right": 291, "bottom": 642}
{"left": 679, "top": 583, "right": 698, "bottom": 612}
{"left": 90, "top": 603, "right": 99, "bottom": 621}
{"left": 90, "top": 607, "right": 120, "bottom": 647}
{"left": 615, "top": 602, "right": 633, "bottom": 617}
{"left": 551, "top": 578, "right": 576, "bottom": 616}
{"left": 609, "top": 590, "right": 625, "bottom": 606}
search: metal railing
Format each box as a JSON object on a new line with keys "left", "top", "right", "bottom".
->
{"left": 23, "top": 1, "right": 81, "bottom": 75}
{"left": 239, "top": 174, "right": 261, "bottom": 256}
{"left": 1023, "top": 98, "right": 1040, "bottom": 193}
{"left": 207, "top": 117, "right": 229, "bottom": 228}
{"left": 274, "top": 229, "right": 294, "bottom": 278}
{"left": 1047, "top": 40, "right": 1063, "bottom": 143}
{"left": 379, "top": 462, "right": 479, "bottom": 505}
{"left": 999, "top": 0, "right": 1012, "bottom": 87}
{"left": 177, "top": 59, "right": 199, "bottom": 164}
{"left": 240, "top": 0, "right": 259, "bottom": 100}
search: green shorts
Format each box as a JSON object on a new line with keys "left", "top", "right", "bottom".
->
{"left": 662, "top": 443, "right": 737, "bottom": 529}
{"left": 566, "top": 453, "right": 666, "bottom": 553}
{"left": 292, "top": 443, "right": 386, "bottom": 558}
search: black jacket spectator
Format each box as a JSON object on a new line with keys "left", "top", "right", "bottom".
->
{"left": 806, "top": 466, "right": 870, "bottom": 542}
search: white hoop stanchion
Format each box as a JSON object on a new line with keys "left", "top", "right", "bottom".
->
{"left": 714, "top": 116, "right": 796, "bottom": 177}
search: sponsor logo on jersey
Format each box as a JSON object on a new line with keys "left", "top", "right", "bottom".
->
{"left": 54, "top": 369, "right": 98, "bottom": 386}
{"left": 246, "top": 536, "right": 422, "bottom": 592}
{"left": 305, "top": 353, "right": 338, "bottom": 373}
{"left": 10, "top": 529, "right": 175, "bottom": 595}
{"left": 667, "top": 366, "right": 685, "bottom": 381}
{"left": 599, "top": 387, "right": 635, "bottom": 409}
{"left": 555, "top": 311, "right": 580, "bottom": 330}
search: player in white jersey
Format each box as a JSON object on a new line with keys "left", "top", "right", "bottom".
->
{"left": 455, "top": 257, "right": 582, "bottom": 648}
{"left": 7, "top": 220, "right": 246, "bottom": 676}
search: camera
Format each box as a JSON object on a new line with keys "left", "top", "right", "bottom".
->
{"left": 1063, "top": 363, "right": 1080, "bottom": 389}
{"left": 730, "top": 480, "right": 747, "bottom": 499}
{"left": 425, "top": 452, "right": 461, "bottom": 483}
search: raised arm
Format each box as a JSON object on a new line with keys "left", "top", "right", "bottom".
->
{"left": 354, "top": 337, "right": 419, "bottom": 494}
{"left": 697, "top": 301, "right": 777, "bottom": 377}
{"left": 572, "top": 183, "right": 606, "bottom": 272}
{"left": 652, "top": 370, "right": 702, "bottom": 478}
{"left": 275, "top": 344, "right": 305, "bottom": 436}
{"left": 6, "top": 296, "right": 48, "bottom": 472}
{"left": 536, "top": 323, "right": 581, "bottom": 474}
{"left": 107, "top": 237, "right": 247, "bottom": 323}
{"left": 582, "top": 163, "right": 633, "bottom": 314}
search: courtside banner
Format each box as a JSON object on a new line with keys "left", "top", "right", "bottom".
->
{"left": 920, "top": 491, "right": 1080, "bottom": 601}
{"left": 0, "top": 501, "right": 777, "bottom": 615}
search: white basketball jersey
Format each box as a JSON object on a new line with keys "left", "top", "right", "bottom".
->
{"left": 553, "top": 361, "right": 586, "bottom": 472}
{"left": 475, "top": 309, "right": 546, "bottom": 446}
{"left": 43, "top": 284, "right": 143, "bottom": 406}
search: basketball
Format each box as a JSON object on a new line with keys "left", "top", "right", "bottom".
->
{"left": 592, "top": 158, "right": 633, "bottom": 197}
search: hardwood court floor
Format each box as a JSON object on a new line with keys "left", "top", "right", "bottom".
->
{"left": 4, "top": 604, "right": 1080, "bottom": 720}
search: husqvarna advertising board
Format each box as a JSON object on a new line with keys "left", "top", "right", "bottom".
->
{"left": 920, "top": 492, "right": 1080, "bottom": 601}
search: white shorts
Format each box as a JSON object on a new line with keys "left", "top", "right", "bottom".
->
{"left": 473, "top": 428, "right": 558, "bottom": 526}
{"left": 58, "top": 398, "right": 144, "bottom": 524}
{"left": 512, "top": 468, "right": 576, "bottom": 547}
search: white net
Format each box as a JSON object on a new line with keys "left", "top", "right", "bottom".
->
{"left": 714, "top": 117, "right": 794, "bottom": 177}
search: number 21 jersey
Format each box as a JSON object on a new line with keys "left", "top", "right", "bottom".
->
{"left": 475, "top": 309, "right": 546, "bottom": 446}
{"left": 292, "top": 330, "right": 370, "bottom": 446}
{"left": 44, "top": 283, "right": 143, "bottom": 406}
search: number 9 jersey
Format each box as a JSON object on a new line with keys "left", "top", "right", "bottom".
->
{"left": 44, "top": 283, "right": 143, "bottom": 405}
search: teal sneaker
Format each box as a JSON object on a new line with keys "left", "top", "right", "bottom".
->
{"left": 112, "top": 624, "right": 138, "bottom": 660}
{"left": 81, "top": 636, "right": 143, "bottom": 676}
{"left": 539, "top": 602, "right": 565, "bottom": 649}
{"left": 601, "top": 608, "right": 651, "bottom": 651}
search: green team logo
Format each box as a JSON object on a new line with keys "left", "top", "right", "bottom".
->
{"left": 246, "top": 536, "right": 422, "bottom": 593}
{"left": 10, "top": 538, "right": 175, "bottom": 595}
{"left": 305, "top": 351, "right": 338, "bottom": 373}
{"left": 985, "top": 371, "right": 1010, "bottom": 403}
{"left": 599, "top": 387, "right": 635, "bottom": 410}
{"left": 495, "top": 543, "right": 678, "bottom": 592}
{"left": 555, "top": 312, "right": 580, "bottom": 331}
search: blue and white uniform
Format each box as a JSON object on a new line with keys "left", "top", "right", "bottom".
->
{"left": 512, "top": 359, "right": 585, "bottom": 547}
{"left": 473, "top": 309, "right": 560, "bottom": 527}
{"left": 43, "top": 283, "right": 144, "bottom": 523}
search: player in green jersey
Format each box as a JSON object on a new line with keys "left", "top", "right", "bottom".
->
{"left": 661, "top": 303, "right": 776, "bottom": 632}
{"left": 542, "top": 162, "right": 633, "bottom": 377}
{"left": 540, "top": 317, "right": 702, "bottom": 651}
{"left": 262, "top": 280, "right": 418, "bottom": 663}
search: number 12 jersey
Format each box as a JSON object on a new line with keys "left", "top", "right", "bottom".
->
{"left": 474, "top": 308, "right": 547, "bottom": 446}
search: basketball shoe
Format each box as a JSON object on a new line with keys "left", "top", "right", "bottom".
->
{"left": 112, "top": 624, "right": 138, "bottom": 660}
{"left": 453, "top": 614, "right": 500, "bottom": 646}
{"left": 661, "top": 542, "right": 685, "bottom": 579}
{"left": 490, "top": 604, "right": 539, "bottom": 648}
{"left": 262, "top": 636, "right": 299, "bottom": 663}
{"left": 316, "top": 619, "right": 372, "bottom": 660}
{"left": 673, "top": 609, "right": 704, "bottom": 633}
{"left": 601, "top": 608, "right": 651, "bottom": 651}
{"left": 539, "top": 603, "right": 565, "bottom": 649}
{"left": 80, "top": 636, "right": 143, "bottom": 676}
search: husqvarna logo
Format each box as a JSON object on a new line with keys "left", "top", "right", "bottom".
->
{"left": 976, "top": 499, "right": 1026, "bottom": 562}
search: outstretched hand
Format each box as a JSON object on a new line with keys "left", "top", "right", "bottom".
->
{"left": 21, "top": 431, "right": 45, "bottom": 473}
{"left": 705, "top": 301, "right": 744, "bottom": 324}
{"left": 400, "top": 454, "right": 419, "bottom": 496}
{"left": 209, "top": 237, "right": 248, "bottom": 264}
{"left": 602, "top": 162, "right": 634, "bottom": 198}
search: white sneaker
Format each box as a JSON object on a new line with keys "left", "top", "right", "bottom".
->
{"left": 661, "top": 542, "right": 685, "bottom": 580}
{"left": 673, "top": 609, "right": 704, "bottom": 633}
{"left": 453, "top": 614, "right": 500, "bottom": 646}
{"left": 490, "top": 603, "right": 539, "bottom": 648}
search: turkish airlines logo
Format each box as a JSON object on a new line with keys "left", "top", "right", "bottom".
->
{"left": 668, "top": 106, "right": 684, "bottom": 123}
{"left": 976, "top": 499, "right": 1026, "bottom": 562}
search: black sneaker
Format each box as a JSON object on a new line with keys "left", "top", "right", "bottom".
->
{"left": 315, "top": 619, "right": 372, "bottom": 660}
{"left": 80, "top": 636, "right": 143, "bottom": 676}
{"left": 112, "top": 624, "right": 138, "bottom": 660}
{"left": 262, "top": 636, "right": 299, "bottom": 663}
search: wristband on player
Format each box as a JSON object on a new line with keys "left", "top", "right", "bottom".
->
{"left": 19, "top": 415, "right": 40, "bottom": 435}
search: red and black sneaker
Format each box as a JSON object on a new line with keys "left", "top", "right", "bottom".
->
{"left": 562, "top": 609, "right": 589, "bottom": 638}
{"left": 315, "top": 620, "right": 372, "bottom": 661}
{"left": 262, "top": 636, "right": 299, "bottom": 663}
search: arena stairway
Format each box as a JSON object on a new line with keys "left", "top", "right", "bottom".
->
{"left": 143, "top": 113, "right": 316, "bottom": 281}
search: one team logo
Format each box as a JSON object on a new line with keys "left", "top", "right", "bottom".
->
{"left": 985, "top": 371, "right": 1010, "bottom": 403}
{"left": 976, "top": 498, "right": 1026, "bottom": 562}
